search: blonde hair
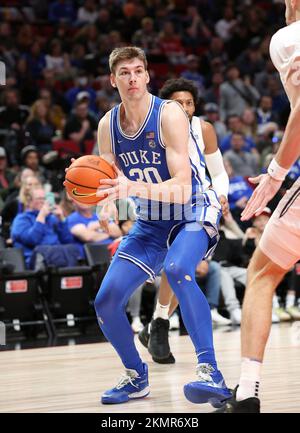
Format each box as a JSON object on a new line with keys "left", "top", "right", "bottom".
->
{"left": 27, "top": 99, "right": 50, "bottom": 124}
{"left": 109, "top": 46, "right": 148, "bottom": 74}
{"left": 19, "top": 176, "right": 42, "bottom": 206}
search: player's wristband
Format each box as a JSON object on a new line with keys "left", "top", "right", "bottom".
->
{"left": 267, "top": 158, "right": 288, "bottom": 181}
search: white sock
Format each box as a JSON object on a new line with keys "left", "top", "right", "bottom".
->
{"left": 286, "top": 293, "right": 295, "bottom": 309}
{"left": 153, "top": 301, "right": 170, "bottom": 320}
{"left": 237, "top": 358, "right": 262, "bottom": 401}
{"left": 272, "top": 295, "right": 280, "bottom": 309}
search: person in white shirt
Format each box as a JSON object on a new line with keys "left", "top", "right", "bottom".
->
{"left": 217, "top": 0, "right": 300, "bottom": 413}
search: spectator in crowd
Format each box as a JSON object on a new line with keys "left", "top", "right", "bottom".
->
{"left": 39, "top": 88, "right": 66, "bottom": 133}
{"left": 213, "top": 211, "right": 247, "bottom": 325}
{"left": 220, "top": 64, "right": 260, "bottom": 121}
{"left": 196, "top": 259, "right": 232, "bottom": 326}
{"left": 65, "top": 74, "right": 97, "bottom": 112}
{"left": 76, "top": 0, "right": 98, "bottom": 25}
{"left": 0, "top": 147, "right": 17, "bottom": 209}
{"left": 45, "top": 39, "right": 72, "bottom": 80}
{"left": 11, "top": 186, "right": 73, "bottom": 268}
{"left": 20, "top": 145, "right": 48, "bottom": 184}
{"left": 66, "top": 200, "right": 122, "bottom": 259}
{"left": 48, "top": 0, "right": 76, "bottom": 24}
{"left": 224, "top": 133, "right": 259, "bottom": 177}
{"left": 220, "top": 114, "right": 257, "bottom": 154}
{"left": 202, "top": 103, "right": 227, "bottom": 143}
{"left": 215, "top": 5, "right": 236, "bottom": 42}
{"left": 132, "top": 17, "right": 161, "bottom": 56}
{"left": 256, "top": 95, "right": 279, "bottom": 134}
{"left": 25, "top": 99, "right": 56, "bottom": 154}
{"left": 224, "top": 158, "right": 254, "bottom": 227}
{"left": 1, "top": 173, "right": 41, "bottom": 241}
{"left": 159, "top": 21, "right": 185, "bottom": 65}
{"left": 63, "top": 100, "right": 97, "bottom": 148}
{"left": 23, "top": 41, "right": 46, "bottom": 80}
{"left": 203, "top": 72, "right": 224, "bottom": 105}
{"left": 181, "top": 54, "right": 205, "bottom": 93}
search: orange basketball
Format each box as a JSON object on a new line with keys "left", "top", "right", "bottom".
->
{"left": 64, "top": 155, "right": 116, "bottom": 205}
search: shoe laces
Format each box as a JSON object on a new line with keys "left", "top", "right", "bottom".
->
{"left": 116, "top": 369, "right": 140, "bottom": 390}
{"left": 196, "top": 363, "right": 215, "bottom": 382}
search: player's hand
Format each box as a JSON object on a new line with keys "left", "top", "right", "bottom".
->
{"left": 97, "top": 163, "right": 130, "bottom": 203}
{"left": 241, "top": 173, "right": 282, "bottom": 221}
{"left": 96, "top": 201, "right": 119, "bottom": 232}
{"left": 219, "top": 195, "right": 229, "bottom": 217}
{"left": 64, "top": 158, "right": 76, "bottom": 174}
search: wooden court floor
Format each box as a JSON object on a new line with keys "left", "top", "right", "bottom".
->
{"left": 0, "top": 323, "right": 300, "bottom": 413}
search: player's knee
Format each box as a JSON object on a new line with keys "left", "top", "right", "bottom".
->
{"left": 165, "top": 258, "right": 192, "bottom": 283}
{"left": 94, "top": 282, "right": 120, "bottom": 318}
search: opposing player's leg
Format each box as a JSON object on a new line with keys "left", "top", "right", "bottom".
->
{"left": 94, "top": 256, "right": 150, "bottom": 404}
{"left": 215, "top": 247, "right": 286, "bottom": 413}
{"left": 138, "top": 271, "right": 177, "bottom": 363}
{"left": 164, "top": 223, "right": 231, "bottom": 407}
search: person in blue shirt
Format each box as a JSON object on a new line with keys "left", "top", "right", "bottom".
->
{"left": 11, "top": 187, "right": 73, "bottom": 268}
{"left": 66, "top": 201, "right": 122, "bottom": 258}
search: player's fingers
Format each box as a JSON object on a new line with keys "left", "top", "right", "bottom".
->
{"left": 112, "top": 162, "right": 122, "bottom": 176}
{"left": 248, "top": 175, "right": 263, "bottom": 185}
{"left": 99, "top": 178, "right": 118, "bottom": 186}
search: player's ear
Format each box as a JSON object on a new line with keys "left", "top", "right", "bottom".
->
{"left": 110, "top": 73, "right": 117, "bottom": 88}
{"left": 145, "top": 70, "right": 150, "bottom": 84}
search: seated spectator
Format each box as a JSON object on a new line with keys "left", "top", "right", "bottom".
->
{"left": 196, "top": 259, "right": 231, "bottom": 326}
{"left": 159, "top": 21, "right": 185, "bottom": 65}
{"left": 256, "top": 95, "right": 279, "bottom": 134}
{"left": 48, "top": 0, "right": 76, "bottom": 24}
{"left": 224, "top": 132, "right": 259, "bottom": 177}
{"left": 132, "top": 17, "right": 161, "bottom": 56}
{"left": 23, "top": 41, "right": 46, "bottom": 80}
{"left": 25, "top": 100, "right": 56, "bottom": 154}
{"left": 215, "top": 5, "right": 236, "bottom": 42}
{"left": 66, "top": 201, "right": 122, "bottom": 259}
{"left": 241, "top": 108, "right": 257, "bottom": 139}
{"left": 0, "top": 88, "right": 29, "bottom": 166}
{"left": 20, "top": 145, "right": 49, "bottom": 184}
{"left": 213, "top": 211, "right": 247, "bottom": 325}
{"left": 224, "top": 158, "right": 254, "bottom": 229}
{"left": 63, "top": 100, "right": 97, "bottom": 148}
{"left": 1, "top": 174, "right": 41, "bottom": 241}
{"left": 0, "top": 147, "right": 17, "bottom": 210}
{"left": 220, "top": 114, "right": 256, "bottom": 153}
{"left": 39, "top": 88, "right": 66, "bottom": 133}
{"left": 181, "top": 54, "right": 205, "bottom": 93}
{"left": 11, "top": 187, "right": 73, "bottom": 268}
{"left": 76, "top": 0, "right": 98, "bottom": 25}
{"left": 203, "top": 72, "right": 224, "bottom": 106}
{"left": 65, "top": 75, "right": 97, "bottom": 113}
{"left": 202, "top": 103, "right": 227, "bottom": 143}
{"left": 45, "top": 39, "right": 72, "bottom": 80}
{"left": 220, "top": 64, "right": 260, "bottom": 121}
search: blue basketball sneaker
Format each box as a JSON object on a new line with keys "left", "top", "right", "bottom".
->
{"left": 101, "top": 363, "right": 150, "bottom": 404}
{"left": 184, "top": 363, "right": 232, "bottom": 408}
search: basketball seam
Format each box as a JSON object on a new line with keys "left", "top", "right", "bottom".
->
{"left": 67, "top": 165, "right": 114, "bottom": 179}
{"left": 65, "top": 179, "right": 99, "bottom": 189}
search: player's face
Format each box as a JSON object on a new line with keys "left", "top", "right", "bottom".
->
{"left": 170, "top": 91, "right": 195, "bottom": 121}
{"left": 111, "top": 58, "right": 150, "bottom": 101}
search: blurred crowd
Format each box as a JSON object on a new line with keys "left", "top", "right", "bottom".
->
{"left": 0, "top": 0, "right": 299, "bottom": 330}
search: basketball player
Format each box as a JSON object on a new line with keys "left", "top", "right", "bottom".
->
{"left": 92, "top": 47, "right": 231, "bottom": 406}
{"left": 217, "top": 0, "right": 300, "bottom": 413}
{"left": 138, "top": 78, "right": 230, "bottom": 364}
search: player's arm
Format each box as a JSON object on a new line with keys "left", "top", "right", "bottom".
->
{"left": 241, "top": 56, "right": 300, "bottom": 221}
{"left": 201, "top": 119, "right": 229, "bottom": 216}
{"left": 97, "top": 112, "right": 117, "bottom": 165}
{"left": 98, "top": 102, "right": 192, "bottom": 204}
{"left": 97, "top": 112, "right": 119, "bottom": 229}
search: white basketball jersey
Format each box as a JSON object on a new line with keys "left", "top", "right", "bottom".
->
{"left": 270, "top": 20, "right": 300, "bottom": 108}
{"left": 189, "top": 116, "right": 211, "bottom": 193}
